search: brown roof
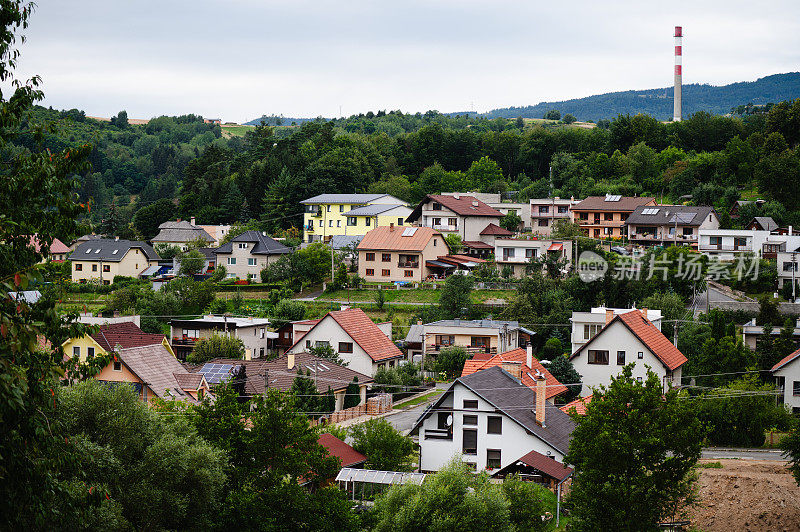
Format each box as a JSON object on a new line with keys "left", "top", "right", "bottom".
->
{"left": 92, "top": 322, "right": 166, "bottom": 352}
{"left": 560, "top": 395, "right": 593, "bottom": 416}
{"left": 570, "top": 311, "right": 687, "bottom": 371}
{"left": 357, "top": 225, "right": 443, "bottom": 252}
{"left": 460, "top": 348, "right": 568, "bottom": 400}
{"left": 263, "top": 353, "right": 373, "bottom": 393}
{"left": 438, "top": 254, "right": 488, "bottom": 265}
{"left": 479, "top": 223, "right": 514, "bottom": 236}
{"left": 462, "top": 240, "right": 494, "bottom": 249}
{"left": 173, "top": 372, "right": 205, "bottom": 390}
{"left": 328, "top": 309, "right": 404, "bottom": 362}
{"left": 318, "top": 433, "right": 367, "bottom": 468}
{"left": 407, "top": 194, "right": 503, "bottom": 222}
{"left": 572, "top": 196, "right": 656, "bottom": 212}
{"left": 118, "top": 344, "right": 204, "bottom": 403}
{"left": 772, "top": 348, "right": 800, "bottom": 372}
{"left": 498, "top": 450, "right": 573, "bottom": 482}
{"left": 190, "top": 358, "right": 269, "bottom": 396}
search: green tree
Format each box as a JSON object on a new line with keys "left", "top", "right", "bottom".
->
{"left": 343, "top": 377, "right": 361, "bottom": 409}
{"left": 565, "top": 366, "right": 703, "bottom": 531}
{"left": 544, "top": 109, "right": 561, "bottom": 120}
{"left": 541, "top": 337, "right": 563, "bottom": 360}
{"left": 438, "top": 273, "right": 473, "bottom": 319}
{"left": 444, "top": 233, "right": 463, "bottom": 254}
{"left": 153, "top": 243, "right": 182, "bottom": 260}
{"left": 178, "top": 248, "right": 206, "bottom": 276}
{"left": 349, "top": 418, "right": 415, "bottom": 471}
{"left": 162, "top": 276, "right": 215, "bottom": 314}
{"left": 374, "top": 287, "right": 387, "bottom": 310}
{"left": 467, "top": 156, "right": 505, "bottom": 192}
{"left": 562, "top": 113, "right": 577, "bottom": 124}
{"left": 132, "top": 198, "right": 176, "bottom": 239}
{"left": 308, "top": 343, "right": 347, "bottom": 366}
{"left": 783, "top": 423, "right": 800, "bottom": 486}
{"left": 269, "top": 298, "right": 306, "bottom": 327}
{"left": 435, "top": 346, "right": 469, "bottom": 379}
{"left": 499, "top": 211, "right": 522, "bottom": 232}
{"left": 188, "top": 333, "right": 246, "bottom": 363}
{"left": 551, "top": 218, "right": 583, "bottom": 238}
{"left": 547, "top": 354, "right": 582, "bottom": 402}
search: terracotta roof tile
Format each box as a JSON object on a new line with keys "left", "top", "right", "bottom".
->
{"left": 318, "top": 433, "right": 367, "bottom": 468}
{"left": 560, "top": 395, "right": 593, "bottom": 416}
{"left": 426, "top": 194, "right": 503, "bottom": 217}
{"left": 92, "top": 322, "right": 166, "bottom": 352}
{"left": 460, "top": 348, "right": 567, "bottom": 400}
{"left": 572, "top": 196, "right": 656, "bottom": 212}
{"left": 328, "top": 309, "right": 404, "bottom": 362}
{"left": 479, "top": 223, "right": 514, "bottom": 236}
{"left": 617, "top": 311, "right": 687, "bottom": 370}
{"left": 772, "top": 348, "right": 800, "bottom": 372}
{"left": 262, "top": 353, "right": 373, "bottom": 393}
{"left": 357, "top": 226, "right": 443, "bottom": 252}
{"left": 503, "top": 449, "right": 573, "bottom": 482}
{"left": 173, "top": 372, "right": 204, "bottom": 390}
{"left": 118, "top": 344, "right": 203, "bottom": 404}
{"left": 462, "top": 240, "right": 494, "bottom": 249}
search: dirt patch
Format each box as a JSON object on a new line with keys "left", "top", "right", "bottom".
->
{"left": 689, "top": 459, "right": 800, "bottom": 531}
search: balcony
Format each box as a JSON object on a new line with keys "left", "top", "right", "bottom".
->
{"left": 306, "top": 223, "right": 315, "bottom": 232}
{"left": 424, "top": 427, "right": 453, "bottom": 440}
{"left": 432, "top": 224, "right": 458, "bottom": 232}
{"left": 172, "top": 337, "right": 198, "bottom": 347}
{"left": 398, "top": 261, "right": 419, "bottom": 268}
{"left": 307, "top": 208, "right": 322, "bottom": 217}
{"left": 698, "top": 244, "right": 750, "bottom": 252}
{"left": 425, "top": 344, "right": 497, "bottom": 356}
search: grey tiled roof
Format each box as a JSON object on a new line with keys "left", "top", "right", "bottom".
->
{"left": 301, "top": 194, "right": 391, "bottom": 205}
{"left": 425, "top": 319, "right": 521, "bottom": 330}
{"left": 119, "top": 344, "right": 203, "bottom": 403}
{"left": 625, "top": 205, "right": 716, "bottom": 227}
{"left": 152, "top": 221, "right": 214, "bottom": 244}
{"left": 405, "top": 322, "right": 424, "bottom": 344}
{"left": 329, "top": 235, "right": 364, "bottom": 250}
{"left": 345, "top": 204, "right": 404, "bottom": 216}
{"left": 69, "top": 239, "right": 160, "bottom": 262}
{"left": 214, "top": 231, "right": 292, "bottom": 255}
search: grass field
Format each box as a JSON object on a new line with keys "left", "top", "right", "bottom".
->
{"left": 220, "top": 124, "right": 255, "bottom": 137}
{"left": 321, "top": 288, "right": 516, "bottom": 305}
{"left": 393, "top": 390, "right": 443, "bottom": 409}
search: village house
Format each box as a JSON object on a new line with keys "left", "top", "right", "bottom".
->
{"left": 196, "top": 222, "right": 232, "bottom": 247}
{"left": 213, "top": 230, "right": 291, "bottom": 281}
{"left": 69, "top": 238, "right": 160, "bottom": 284}
{"left": 569, "top": 309, "right": 687, "bottom": 397}
{"left": 419, "top": 319, "right": 534, "bottom": 366}
{"left": 569, "top": 307, "right": 663, "bottom": 353}
{"left": 493, "top": 237, "right": 572, "bottom": 278}
{"left": 625, "top": 205, "right": 719, "bottom": 247}
{"left": 61, "top": 321, "right": 176, "bottom": 363}
{"left": 747, "top": 216, "right": 779, "bottom": 232}
{"left": 461, "top": 346, "right": 568, "bottom": 404}
{"left": 771, "top": 348, "right": 800, "bottom": 414}
{"left": 169, "top": 315, "right": 276, "bottom": 361}
{"left": 406, "top": 194, "right": 504, "bottom": 242}
{"left": 776, "top": 248, "right": 800, "bottom": 290}
{"left": 741, "top": 318, "right": 800, "bottom": 350}
{"left": 529, "top": 197, "right": 580, "bottom": 236}
{"left": 571, "top": 195, "right": 656, "bottom": 239}
{"left": 411, "top": 366, "right": 574, "bottom": 473}
{"left": 301, "top": 193, "right": 409, "bottom": 244}
{"left": 151, "top": 219, "right": 214, "bottom": 250}
{"left": 29, "top": 235, "right": 70, "bottom": 262}
{"left": 284, "top": 308, "right": 403, "bottom": 376}
{"left": 356, "top": 225, "right": 449, "bottom": 283}
{"left": 698, "top": 228, "right": 800, "bottom": 261}
{"left": 274, "top": 318, "right": 322, "bottom": 353}
{"left": 172, "top": 247, "right": 217, "bottom": 275}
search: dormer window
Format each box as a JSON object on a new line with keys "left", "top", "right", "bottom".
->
{"left": 237, "top": 243, "right": 248, "bottom": 249}
{"left": 432, "top": 202, "right": 442, "bottom": 211}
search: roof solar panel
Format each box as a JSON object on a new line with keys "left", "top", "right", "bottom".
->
{"left": 199, "top": 363, "right": 235, "bottom": 384}
{"left": 402, "top": 227, "right": 417, "bottom": 237}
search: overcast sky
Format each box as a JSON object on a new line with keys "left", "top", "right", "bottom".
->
{"left": 14, "top": 0, "right": 800, "bottom": 123}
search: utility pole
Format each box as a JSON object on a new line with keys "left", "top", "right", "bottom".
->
{"left": 792, "top": 251, "right": 797, "bottom": 303}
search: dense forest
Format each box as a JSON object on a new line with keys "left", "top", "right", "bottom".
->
{"left": 23, "top": 97, "right": 800, "bottom": 242}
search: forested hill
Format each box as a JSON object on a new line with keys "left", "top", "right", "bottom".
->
{"left": 479, "top": 73, "right": 800, "bottom": 122}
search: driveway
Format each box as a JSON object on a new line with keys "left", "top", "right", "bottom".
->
{"left": 385, "top": 382, "right": 449, "bottom": 435}
{"left": 701, "top": 447, "right": 788, "bottom": 461}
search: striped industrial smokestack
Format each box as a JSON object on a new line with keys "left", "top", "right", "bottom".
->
{"left": 673, "top": 26, "right": 682, "bottom": 122}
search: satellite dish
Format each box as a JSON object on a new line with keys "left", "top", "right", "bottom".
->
{"left": 446, "top": 415, "right": 453, "bottom": 427}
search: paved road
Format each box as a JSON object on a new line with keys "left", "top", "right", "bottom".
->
{"left": 701, "top": 447, "right": 788, "bottom": 461}
{"left": 690, "top": 285, "right": 741, "bottom": 316}
{"left": 385, "top": 383, "right": 449, "bottom": 435}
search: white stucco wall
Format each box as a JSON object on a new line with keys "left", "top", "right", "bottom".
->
{"left": 774, "top": 362, "right": 800, "bottom": 411}
{"left": 418, "top": 383, "right": 564, "bottom": 473}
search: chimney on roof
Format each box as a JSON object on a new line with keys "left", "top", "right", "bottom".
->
{"left": 115, "top": 236, "right": 119, "bottom": 241}
{"left": 535, "top": 370, "right": 546, "bottom": 426}
{"left": 389, "top": 223, "right": 394, "bottom": 232}
{"left": 190, "top": 216, "right": 196, "bottom": 226}
{"left": 641, "top": 307, "right": 648, "bottom": 319}
{"left": 287, "top": 353, "right": 295, "bottom": 370}
{"left": 417, "top": 320, "right": 423, "bottom": 326}
{"left": 605, "top": 309, "right": 615, "bottom": 325}
{"left": 501, "top": 360, "right": 522, "bottom": 380}
{"left": 177, "top": 218, "right": 181, "bottom": 222}
{"left": 526, "top": 344, "right": 533, "bottom": 369}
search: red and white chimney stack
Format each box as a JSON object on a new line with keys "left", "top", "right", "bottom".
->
{"left": 673, "top": 26, "right": 682, "bottom": 122}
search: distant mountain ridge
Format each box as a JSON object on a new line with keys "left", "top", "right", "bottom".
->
{"left": 476, "top": 73, "right": 800, "bottom": 121}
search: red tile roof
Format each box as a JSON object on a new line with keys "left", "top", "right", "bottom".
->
{"left": 460, "top": 348, "right": 567, "bottom": 400}
{"left": 462, "top": 240, "right": 494, "bottom": 249}
{"left": 357, "top": 225, "right": 443, "bottom": 252}
{"left": 328, "top": 309, "right": 404, "bottom": 362}
{"left": 772, "top": 348, "right": 800, "bottom": 372}
{"left": 572, "top": 196, "right": 656, "bottom": 212}
{"left": 560, "top": 395, "right": 593, "bottom": 416}
{"left": 480, "top": 223, "right": 514, "bottom": 236}
{"left": 427, "top": 194, "right": 503, "bottom": 217}
{"left": 318, "top": 433, "right": 367, "bottom": 468}
{"left": 92, "top": 322, "right": 166, "bottom": 352}
{"left": 509, "top": 450, "right": 573, "bottom": 482}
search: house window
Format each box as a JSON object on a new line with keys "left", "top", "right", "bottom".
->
{"left": 525, "top": 248, "right": 537, "bottom": 259}
{"left": 637, "top": 376, "right": 643, "bottom": 382}
{"left": 682, "top": 227, "right": 693, "bottom": 236}
{"left": 347, "top": 217, "right": 357, "bottom": 226}
{"left": 470, "top": 336, "right": 489, "bottom": 348}
{"left": 538, "top": 219, "right": 549, "bottom": 227}
{"left": 75, "top": 263, "right": 82, "bottom": 271}
{"left": 103, "top": 280, "right": 110, "bottom": 285}
{"left": 260, "top": 328, "right": 265, "bottom": 339}
{"left": 404, "top": 270, "right": 413, "bottom": 277}
{"left": 437, "top": 412, "right": 450, "bottom": 429}
{"left": 337, "top": 220, "right": 341, "bottom": 227}
{"left": 227, "top": 258, "right": 236, "bottom": 265}
{"left": 366, "top": 252, "right": 375, "bottom": 261}
{"left": 381, "top": 269, "right": 390, "bottom": 277}
{"left": 448, "top": 217, "right": 457, "bottom": 227}
{"left": 486, "top": 449, "right": 502, "bottom": 469}
{"left": 315, "top": 341, "right": 330, "bottom": 348}
{"left": 72, "top": 346, "right": 80, "bottom": 357}
{"left": 365, "top": 217, "right": 371, "bottom": 226}
{"left": 305, "top": 340, "right": 311, "bottom": 348}
{"left": 638, "top": 351, "right": 644, "bottom": 359}
{"left": 319, "top": 220, "right": 323, "bottom": 227}
{"left": 237, "top": 243, "right": 248, "bottom": 249}
{"left": 432, "top": 202, "right": 442, "bottom": 210}
{"left": 366, "top": 268, "right": 374, "bottom": 276}
{"left": 92, "top": 264, "right": 97, "bottom": 272}
{"left": 436, "top": 335, "right": 455, "bottom": 346}
{"left": 398, "top": 217, "right": 404, "bottom": 226}
{"left": 382, "top": 253, "right": 391, "bottom": 262}
{"left": 487, "top": 416, "right": 502, "bottom": 434}
{"left": 604, "top": 213, "right": 613, "bottom": 221}
{"left": 340, "top": 205, "right": 345, "bottom": 212}
{"left": 588, "top": 350, "right": 609, "bottom": 365}
{"left": 259, "top": 347, "right": 264, "bottom": 358}
{"left": 538, "top": 206, "right": 549, "bottom": 214}
{"left": 465, "top": 462, "right": 477, "bottom": 470}
{"left": 113, "top": 359, "right": 122, "bottom": 371}
{"left": 183, "top": 329, "right": 199, "bottom": 338}
{"left": 617, "top": 350, "right": 626, "bottom": 365}
{"left": 329, "top": 220, "right": 333, "bottom": 227}
{"left": 339, "top": 342, "right": 353, "bottom": 353}
{"left": 326, "top": 205, "right": 331, "bottom": 212}
{"left": 102, "top": 265, "right": 110, "bottom": 272}
{"left": 558, "top": 205, "right": 569, "bottom": 214}
{"left": 583, "top": 324, "right": 601, "bottom": 340}
{"left": 87, "top": 347, "right": 95, "bottom": 358}
{"left": 433, "top": 239, "right": 437, "bottom": 247}
{"left": 248, "top": 258, "right": 257, "bottom": 266}
{"left": 793, "top": 381, "right": 800, "bottom": 396}
{"left": 463, "top": 414, "right": 478, "bottom": 425}
{"left": 463, "top": 399, "right": 478, "bottom": 409}
{"left": 463, "top": 429, "right": 477, "bottom": 455}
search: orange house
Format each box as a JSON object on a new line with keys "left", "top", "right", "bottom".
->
{"left": 571, "top": 195, "right": 656, "bottom": 239}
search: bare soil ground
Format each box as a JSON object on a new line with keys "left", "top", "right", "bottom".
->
{"left": 689, "top": 459, "right": 800, "bottom": 531}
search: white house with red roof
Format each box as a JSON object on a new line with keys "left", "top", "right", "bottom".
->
{"left": 406, "top": 194, "right": 504, "bottom": 242}
{"left": 772, "top": 347, "right": 800, "bottom": 413}
{"left": 461, "top": 346, "right": 567, "bottom": 404}
{"left": 569, "top": 309, "right": 687, "bottom": 397}
{"left": 285, "top": 308, "right": 403, "bottom": 376}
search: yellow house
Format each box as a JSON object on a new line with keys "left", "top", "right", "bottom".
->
{"left": 62, "top": 321, "right": 176, "bottom": 363}
{"left": 301, "top": 193, "right": 411, "bottom": 244}
{"left": 69, "top": 238, "right": 161, "bottom": 284}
